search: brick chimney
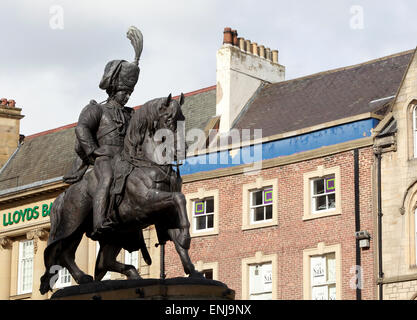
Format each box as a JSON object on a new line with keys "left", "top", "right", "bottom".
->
{"left": 0, "top": 98, "right": 24, "bottom": 167}
{"left": 216, "top": 27, "right": 285, "bottom": 133}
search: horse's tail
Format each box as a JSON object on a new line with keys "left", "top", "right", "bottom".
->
{"left": 49, "top": 192, "right": 65, "bottom": 241}
{"left": 39, "top": 193, "right": 65, "bottom": 294}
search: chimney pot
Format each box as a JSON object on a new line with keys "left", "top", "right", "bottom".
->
{"left": 251, "top": 42, "right": 258, "bottom": 55}
{"left": 245, "top": 40, "right": 251, "bottom": 53}
{"left": 259, "top": 45, "right": 265, "bottom": 58}
{"left": 265, "top": 48, "right": 272, "bottom": 61}
{"left": 0, "top": 98, "right": 7, "bottom": 106}
{"left": 231, "top": 30, "right": 238, "bottom": 46}
{"left": 238, "top": 38, "right": 245, "bottom": 51}
{"left": 223, "top": 27, "right": 233, "bottom": 45}
{"left": 7, "top": 100, "right": 16, "bottom": 107}
{"left": 272, "top": 50, "right": 279, "bottom": 64}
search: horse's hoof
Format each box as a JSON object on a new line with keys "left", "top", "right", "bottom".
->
{"left": 79, "top": 274, "right": 94, "bottom": 284}
{"left": 126, "top": 268, "right": 142, "bottom": 280}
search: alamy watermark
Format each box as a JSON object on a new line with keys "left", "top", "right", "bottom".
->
{"left": 152, "top": 122, "right": 263, "bottom": 175}
{"left": 350, "top": 5, "right": 364, "bottom": 30}
{"left": 49, "top": 5, "right": 64, "bottom": 30}
{"left": 349, "top": 265, "right": 364, "bottom": 290}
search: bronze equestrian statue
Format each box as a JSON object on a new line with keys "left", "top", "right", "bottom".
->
{"left": 40, "top": 27, "right": 203, "bottom": 294}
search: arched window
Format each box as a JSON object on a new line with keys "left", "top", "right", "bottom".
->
{"left": 413, "top": 106, "right": 417, "bottom": 158}
{"left": 415, "top": 208, "right": 417, "bottom": 265}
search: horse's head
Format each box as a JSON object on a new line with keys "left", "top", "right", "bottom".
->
{"left": 154, "top": 93, "right": 185, "bottom": 132}
{"left": 124, "top": 93, "right": 187, "bottom": 165}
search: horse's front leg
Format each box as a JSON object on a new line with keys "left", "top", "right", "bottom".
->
{"left": 145, "top": 190, "right": 191, "bottom": 249}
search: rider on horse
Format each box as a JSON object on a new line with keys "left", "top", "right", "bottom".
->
{"left": 63, "top": 27, "right": 143, "bottom": 240}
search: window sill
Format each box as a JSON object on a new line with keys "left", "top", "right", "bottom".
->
{"left": 191, "top": 229, "right": 218, "bottom": 238}
{"left": 242, "top": 220, "right": 278, "bottom": 231}
{"left": 9, "top": 292, "right": 32, "bottom": 300}
{"left": 303, "top": 210, "right": 341, "bottom": 221}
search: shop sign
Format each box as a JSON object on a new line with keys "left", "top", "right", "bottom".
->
{"left": 2, "top": 202, "right": 53, "bottom": 227}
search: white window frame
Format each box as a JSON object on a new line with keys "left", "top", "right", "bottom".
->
{"left": 311, "top": 175, "right": 336, "bottom": 214}
{"left": 303, "top": 242, "right": 342, "bottom": 300}
{"left": 248, "top": 262, "right": 273, "bottom": 300}
{"left": 310, "top": 253, "right": 336, "bottom": 300}
{"left": 242, "top": 178, "right": 278, "bottom": 231}
{"left": 241, "top": 252, "right": 278, "bottom": 300}
{"left": 192, "top": 197, "right": 215, "bottom": 233}
{"left": 125, "top": 250, "right": 138, "bottom": 268}
{"left": 55, "top": 267, "right": 72, "bottom": 289}
{"left": 17, "top": 240, "right": 34, "bottom": 295}
{"left": 249, "top": 187, "right": 273, "bottom": 224}
{"left": 186, "top": 188, "right": 219, "bottom": 238}
{"left": 303, "top": 166, "right": 341, "bottom": 221}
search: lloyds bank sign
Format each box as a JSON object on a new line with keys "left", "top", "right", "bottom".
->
{"left": 2, "top": 202, "right": 53, "bottom": 227}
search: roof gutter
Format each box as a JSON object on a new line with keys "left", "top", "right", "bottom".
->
{"left": 0, "top": 176, "right": 64, "bottom": 197}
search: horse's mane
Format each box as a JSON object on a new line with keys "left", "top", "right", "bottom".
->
{"left": 123, "top": 97, "right": 166, "bottom": 160}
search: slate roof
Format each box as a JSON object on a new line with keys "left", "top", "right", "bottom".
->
{"left": 0, "top": 86, "right": 217, "bottom": 191}
{"left": 233, "top": 50, "right": 414, "bottom": 138}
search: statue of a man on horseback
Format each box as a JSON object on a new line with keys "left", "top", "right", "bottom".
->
{"left": 63, "top": 28, "right": 143, "bottom": 240}
{"left": 40, "top": 27, "right": 203, "bottom": 295}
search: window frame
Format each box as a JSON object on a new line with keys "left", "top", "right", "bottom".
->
{"left": 242, "top": 178, "right": 278, "bottom": 230}
{"left": 17, "top": 240, "right": 34, "bottom": 295}
{"left": 192, "top": 197, "right": 215, "bottom": 233}
{"left": 310, "top": 253, "right": 336, "bottom": 300}
{"left": 55, "top": 267, "right": 72, "bottom": 289}
{"left": 303, "top": 242, "right": 341, "bottom": 300}
{"left": 194, "top": 261, "right": 219, "bottom": 281}
{"left": 186, "top": 188, "right": 219, "bottom": 238}
{"left": 241, "top": 252, "right": 278, "bottom": 300}
{"left": 248, "top": 262, "right": 273, "bottom": 300}
{"left": 303, "top": 166, "right": 341, "bottom": 221}
{"left": 249, "top": 188, "right": 273, "bottom": 224}
{"left": 310, "top": 175, "right": 336, "bottom": 214}
{"left": 125, "top": 250, "right": 139, "bottom": 269}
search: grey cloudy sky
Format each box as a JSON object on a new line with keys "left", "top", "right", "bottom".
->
{"left": 1, "top": 0, "right": 416, "bottom": 136}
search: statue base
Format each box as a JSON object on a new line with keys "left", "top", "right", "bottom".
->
{"left": 50, "top": 277, "right": 235, "bottom": 300}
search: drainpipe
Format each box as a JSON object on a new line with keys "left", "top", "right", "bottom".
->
{"left": 353, "top": 149, "right": 361, "bottom": 300}
{"left": 375, "top": 148, "right": 384, "bottom": 300}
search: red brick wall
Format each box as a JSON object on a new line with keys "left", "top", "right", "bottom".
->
{"left": 164, "top": 147, "right": 377, "bottom": 300}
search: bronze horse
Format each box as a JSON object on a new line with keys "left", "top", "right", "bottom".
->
{"left": 40, "top": 94, "right": 203, "bottom": 294}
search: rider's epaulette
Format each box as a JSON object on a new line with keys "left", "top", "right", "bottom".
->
{"left": 89, "top": 99, "right": 98, "bottom": 105}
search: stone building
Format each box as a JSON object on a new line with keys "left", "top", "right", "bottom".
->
{"left": 0, "top": 28, "right": 415, "bottom": 300}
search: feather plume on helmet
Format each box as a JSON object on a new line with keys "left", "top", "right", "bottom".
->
{"left": 99, "top": 26, "right": 143, "bottom": 95}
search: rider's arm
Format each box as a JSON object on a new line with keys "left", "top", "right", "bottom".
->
{"left": 75, "top": 101, "right": 102, "bottom": 161}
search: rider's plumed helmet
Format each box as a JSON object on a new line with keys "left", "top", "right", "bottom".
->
{"left": 99, "top": 26, "right": 143, "bottom": 95}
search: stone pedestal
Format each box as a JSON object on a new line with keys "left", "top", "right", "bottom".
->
{"left": 50, "top": 277, "right": 235, "bottom": 300}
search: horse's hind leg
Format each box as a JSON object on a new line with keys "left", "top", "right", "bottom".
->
{"left": 95, "top": 243, "right": 141, "bottom": 281}
{"left": 167, "top": 228, "right": 204, "bottom": 278}
{"left": 60, "top": 229, "right": 94, "bottom": 285}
